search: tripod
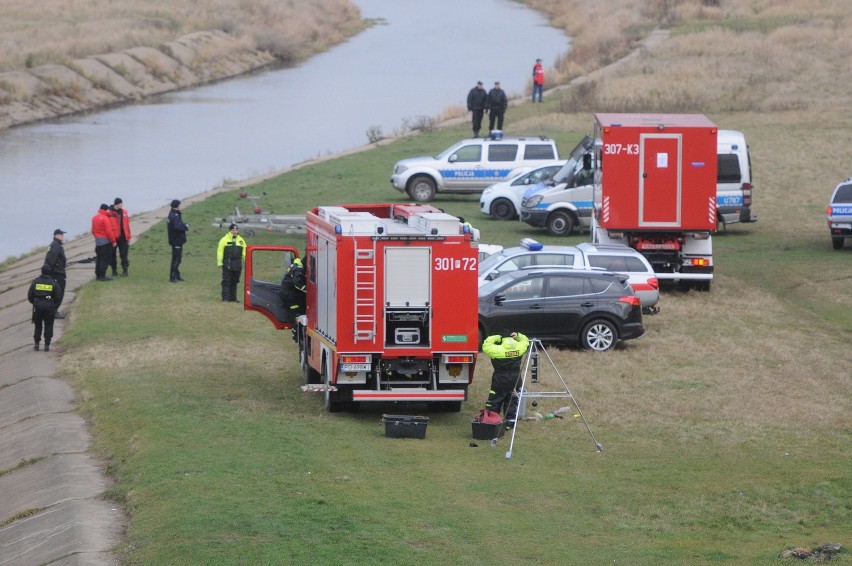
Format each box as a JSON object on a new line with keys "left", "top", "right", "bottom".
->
{"left": 505, "top": 338, "right": 603, "bottom": 459}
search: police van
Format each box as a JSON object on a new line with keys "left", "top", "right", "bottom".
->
{"left": 390, "top": 134, "right": 559, "bottom": 202}
{"left": 716, "top": 130, "right": 756, "bottom": 227}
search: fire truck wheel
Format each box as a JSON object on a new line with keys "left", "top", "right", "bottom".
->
{"left": 580, "top": 319, "right": 617, "bottom": 352}
{"left": 546, "top": 210, "right": 575, "bottom": 237}
{"left": 440, "top": 401, "right": 463, "bottom": 412}
{"left": 490, "top": 198, "right": 516, "bottom": 220}
{"left": 407, "top": 175, "right": 437, "bottom": 202}
{"left": 322, "top": 360, "right": 343, "bottom": 413}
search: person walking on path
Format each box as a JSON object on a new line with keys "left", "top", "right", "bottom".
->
{"left": 466, "top": 80, "right": 487, "bottom": 138}
{"left": 486, "top": 81, "right": 508, "bottom": 132}
{"left": 27, "top": 268, "right": 64, "bottom": 351}
{"left": 109, "top": 197, "right": 132, "bottom": 277}
{"left": 41, "top": 228, "right": 67, "bottom": 318}
{"left": 91, "top": 204, "right": 117, "bottom": 281}
{"left": 481, "top": 331, "right": 530, "bottom": 428}
{"left": 217, "top": 223, "right": 247, "bottom": 302}
{"left": 532, "top": 58, "right": 545, "bottom": 102}
{"left": 167, "top": 199, "right": 189, "bottom": 282}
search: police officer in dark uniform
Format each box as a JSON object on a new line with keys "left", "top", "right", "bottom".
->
{"left": 280, "top": 257, "right": 306, "bottom": 321}
{"left": 217, "top": 224, "right": 247, "bottom": 302}
{"left": 167, "top": 199, "right": 189, "bottom": 282}
{"left": 486, "top": 81, "right": 508, "bottom": 132}
{"left": 466, "top": 81, "right": 487, "bottom": 137}
{"left": 42, "top": 228, "right": 67, "bottom": 318}
{"left": 28, "top": 268, "right": 64, "bottom": 351}
{"left": 482, "top": 331, "right": 530, "bottom": 427}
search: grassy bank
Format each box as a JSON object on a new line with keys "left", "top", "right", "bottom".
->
{"left": 57, "top": 1, "right": 851, "bottom": 564}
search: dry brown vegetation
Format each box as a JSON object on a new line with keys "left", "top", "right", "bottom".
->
{"left": 0, "top": 0, "right": 363, "bottom": 72}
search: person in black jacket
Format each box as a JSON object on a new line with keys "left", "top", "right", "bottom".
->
{"left": 280, "top": 257, "right": 306, "bottom": 321}
{"left": 41, "top": 228, "right": 67, "bottom": 318}
{"left": 466, "top": 81, "right": 487, "bottom": 138}
{"left": 167, "top": 199, "right": 189, "bottom": 282}
{"left": 28, "top": 269, "right": 64, "bottom": 351}
{"left": 486, "top": 81, "right": 508, "bottom": 132}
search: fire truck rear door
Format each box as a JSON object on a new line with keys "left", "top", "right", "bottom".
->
{"left": 639, "top": 133, "right": 682, "bottom": 227}
{"left": 244, "top": 245, "right": 300, "bottom": 330}
{"left": 385, "top": 247, "right": 431, "bottom": 306}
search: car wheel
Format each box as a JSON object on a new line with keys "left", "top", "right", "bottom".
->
{"left": 581, "top": 319, "right": 617, "bottom": 351}
{"left": 832, "top": 236, "right": 844, "bottom": 250}
{"left": 407, "top": 176, "right": 437, "bottom": 202}
{"left": 546, "top": 210, "right": 575, "bottom": 237}
{"left": 490, "top": 198, "right": 516, "bottom": 220}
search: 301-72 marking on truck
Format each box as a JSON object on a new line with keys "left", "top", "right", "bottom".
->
{"left": 603, "top": 143, "right": 639, "bottom": 156}
{"left": 434, "top": 257, "right": 477, "bottom": 271}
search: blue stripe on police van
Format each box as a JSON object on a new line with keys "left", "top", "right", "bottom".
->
{"left": 440, "top": 169, "right": 512, "bottom": 179}
{"left": 532, "top": 200, "right": 594, "bottom": 210}
{"left": 831, "top": 206, "right": 852, "bottom": 215}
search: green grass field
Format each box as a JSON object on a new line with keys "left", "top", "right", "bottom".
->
{"left": 55, "top": 3, "right": 851, "bottom": 564}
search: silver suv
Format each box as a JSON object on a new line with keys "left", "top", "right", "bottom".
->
{"left": 827, "top": 178, "right": 852, "bottom": 249}
{"left": 390, "top": 135, "right": 559, "bottom": 202}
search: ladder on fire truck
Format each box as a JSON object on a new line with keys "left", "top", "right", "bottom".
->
{"left": 353, "top": 240, "right": 377, "bottom": 342}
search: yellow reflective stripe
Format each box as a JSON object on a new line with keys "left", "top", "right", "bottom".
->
{"left": 35, "top": 283, "right": 53, "bottom": 291}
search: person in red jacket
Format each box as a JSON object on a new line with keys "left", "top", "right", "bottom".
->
{"left": 109, "top": 197, "right": 132, "bottom": 276}
{"left": 91, "top": 203, "right": 117, "bottom": 281}
{"left": 532, "top": 58, "right": 544, "bottom": 103}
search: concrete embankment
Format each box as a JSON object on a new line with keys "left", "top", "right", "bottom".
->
{"left": 0, "top": 30, "right": 277, "bottom": 131}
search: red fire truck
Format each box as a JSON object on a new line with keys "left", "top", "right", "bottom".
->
{"left": 244, "top": 203, "right": 480, "bottom": 412}
{"left": 591, "top": 113, "right": 717, "bottom": 290}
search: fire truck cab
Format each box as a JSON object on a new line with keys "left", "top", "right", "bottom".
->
{"left": 244, "top": 203, "right": 480, "bottom": 412}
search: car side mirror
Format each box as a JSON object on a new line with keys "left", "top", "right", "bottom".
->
{"left": 523, "top": 178, "right": 531, "bottom": 185}
{"left": 448, "top": 154, "right": 458, "bottom": 163}
{"left": 494, "top": 294, "right": 506, "bottom": 306}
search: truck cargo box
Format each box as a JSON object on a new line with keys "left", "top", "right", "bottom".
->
{"left": 595, "top": 113, "right": 717, "bottom": 232}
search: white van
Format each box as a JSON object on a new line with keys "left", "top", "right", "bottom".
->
{"left": 716, "top": 130, "right": 757, "bottom": 227}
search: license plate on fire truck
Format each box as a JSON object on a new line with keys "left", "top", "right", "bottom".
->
{"left": 342, "top": 363, "right": 371, "bottom": 371}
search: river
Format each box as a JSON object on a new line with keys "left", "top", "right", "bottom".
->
{"left": 0, "top": 0, "right": 568, "bottom": 262}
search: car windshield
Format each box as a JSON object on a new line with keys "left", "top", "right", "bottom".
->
{"left": 434, "top": 142, "right": 465, "bottom": 160}
{"left": 479, "top": 251, "right": 509, "bottom": 273}
{"left": 550, "top": 134, "right": 594, "bottom": 185}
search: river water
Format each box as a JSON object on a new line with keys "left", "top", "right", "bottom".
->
{"left": 0, "top": 0, "right": 568, "bottom": 262}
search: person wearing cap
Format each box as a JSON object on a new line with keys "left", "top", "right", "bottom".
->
{"left": 466, "top": 80, "right": 487, "bottom": 137}
{"left": 216, "top": 223, "right": 247, "bottom": 302}
{"left": 42, "top": 228, "right": 67, "bottom": 318}
{"left": 109, "top": 197, "right": 132, "bottom": 276}
{"left": 28, "top": 267, "right": 64, "bottom": 352}
{"left": 92, "top": 203, "right": 117, "bottom": 281}
{"left": 486, "top": 81, "right": 508, "bottom": 133}
{"left": 167, "top": 199, "right": 189, "bottom": 282}
{"left": 481, "top": 330, "right": 530, "bottom": 428}
{"left": 532, "top": 58, "right": 545, "bottom": 103}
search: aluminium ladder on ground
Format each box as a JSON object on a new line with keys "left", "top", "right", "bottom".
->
{"left": 504, "top": 338, "right": 603, "bottom": 459}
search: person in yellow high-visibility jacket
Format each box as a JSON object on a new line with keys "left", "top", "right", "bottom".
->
{"left": 216, "top": 224, "right": 246, "bottom": 302}
{"left": 481, "top": 331, "right": 530, "bottom": 427}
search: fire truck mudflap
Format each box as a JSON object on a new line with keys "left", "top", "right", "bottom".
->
{"left": 244, "top": 203, "right": 480, "bottom": 412}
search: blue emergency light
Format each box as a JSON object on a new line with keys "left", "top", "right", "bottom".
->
{"left": 520, "top": 238, "right": 543, "bottom": 251}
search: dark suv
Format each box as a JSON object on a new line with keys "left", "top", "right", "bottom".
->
{"left": 478, "top": 268, "right": 644, "bottom": 351}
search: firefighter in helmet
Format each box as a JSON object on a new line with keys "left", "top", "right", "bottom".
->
{"left": 280, "top": 256, "right": 306, "bottom": 321}
{"left": 481, "top": 330, "right": 530, "bottom": 427}
{"left": 27, "top": 267, "right": 64, "bottom": 351}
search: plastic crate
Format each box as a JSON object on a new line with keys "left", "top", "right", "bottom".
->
{"left": 471, "top": 420, "right": 506, "bottom": 440}
{"left": 382, "top": 415, "right": 429, "bottom": 439}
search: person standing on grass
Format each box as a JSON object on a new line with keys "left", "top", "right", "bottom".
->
{"left": 28, "top": 268, "right": 63, "bottom": 352}
{"left": 486, "top": 81, "right": 508, "bottom": 132}
{"left": 532, "top": 58, "right": 544, "bottom": 102}
{"left": 167, "top": 199, "right": 189, "bottom": 282}
{"left": 217, "top": 223, "right": 246, "bottom": 302}
{"left": 42, "top": 228, "right": 67, "bottom": 319}
{"left": 481, "top": 330, "right": 530, "bottom": 428}
{"left": 466, "top": 80, "right": 487, "bottom": 137}
{"left": 109, "top": 197, "right": 132, "bottom": 276}
{"left": 92, "top": 204, "right": 117, "bottom": 281}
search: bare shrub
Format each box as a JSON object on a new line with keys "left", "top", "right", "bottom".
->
{"left": 365, "top": 125, "right": 384, "bottom": 144}
{"left": 402, "top": 115, "right": 437, "bottom": 133}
